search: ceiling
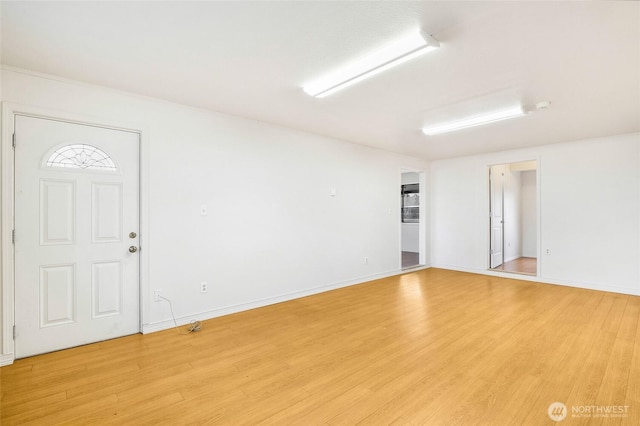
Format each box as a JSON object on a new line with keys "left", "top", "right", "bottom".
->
{"left": 1, "top": 1, "right": 639, "bottom": 160}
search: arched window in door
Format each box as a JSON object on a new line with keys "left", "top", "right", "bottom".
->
{"left": 45, "top": 144, "right": 117, "bottom": 171}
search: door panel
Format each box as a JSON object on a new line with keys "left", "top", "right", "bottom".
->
{"left": 92, "top": 260, "right": 123, "bottom": 318}
{"left": 92, "top": 183, "right": 122, "bottom": 242}
{"left": 14, "top": 115, "right": 140, "bottom": 358}
{"left": 40, "top": 264, "right": 76, "bottom": 327}
{"left": 40, "top": 179, "right": 76, "bottom": 245}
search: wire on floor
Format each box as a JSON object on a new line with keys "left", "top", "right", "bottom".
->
{"left": 158, "top": 295, "right": 202, "bottom": 335}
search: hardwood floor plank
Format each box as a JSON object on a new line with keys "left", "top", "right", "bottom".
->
{"left": 518, "top": 292, "right": 609, "bottom": 424}
{"left": 1, "top": 268, "right": 638, "bottom": 424}
{"left": 626, "top": 297, "right": 640, "bottom": 403}
{"left": 597, "top": 300, "right": 639, "bottom": 403}
{"left": 565, "top": 296, "right": 628, "bottom": 407}
{"left": 263, "top": 384, "right": 373, "bottom": 424}
{"left": 492, "top": 256, "right": 537, "bottom": 275}
{"left": 2, "top": 394, "right": 119, "bottom": 425}
{"left": 63, "top": 391, "right": 185, "bottom": 426}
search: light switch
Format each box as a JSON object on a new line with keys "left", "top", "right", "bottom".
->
{"left": 200, "top": 205, "right": 207, "bottom": 216}
{"left": 330, "top": 188, "right": 337, "bottom": 197}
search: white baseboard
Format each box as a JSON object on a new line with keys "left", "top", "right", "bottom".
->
{"left": 431, "top": 263, "right": 640, "bottom": 296}
{"left": 1, "top": 353, "right": 14, "bottom": 366}
{"left": 142, "top": 265, "right": 430, "bottom": 334}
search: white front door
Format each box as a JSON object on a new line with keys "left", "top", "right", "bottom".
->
{"left": 489, "top": 165, "right": 504, "bottom": 269}
{"left": 14, "top": 115, "right": 140, "bottom": 358}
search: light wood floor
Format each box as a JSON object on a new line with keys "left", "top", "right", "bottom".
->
{"left": 2, "top": 268, "right": 639, "bottom": 425}
{"left": 492, "top": 256, "right": 537, "bottom": 275}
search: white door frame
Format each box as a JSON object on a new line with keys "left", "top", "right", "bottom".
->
{"left": 485, "top": 158, "right": 541, "bottom": 276}
{"left": 489, "top": 165, "right": 505, "bottom": 268}
{"left": 1, "top": 102, "right": 150, "bottom": 366}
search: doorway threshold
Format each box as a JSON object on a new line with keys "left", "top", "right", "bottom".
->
{"left": 402, "top": 265, "right": 427, "bottom": 273}
{"left": 491, "top": 257, "right": 537, "bottom": 276}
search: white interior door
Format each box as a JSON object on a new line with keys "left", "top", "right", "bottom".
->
{"left": 489, "top": 165, "right": 504, "bottom": 268}
{"left": 14, "top": 115, "right": 140, "bottom": 358}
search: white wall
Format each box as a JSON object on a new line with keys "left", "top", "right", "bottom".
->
{"left": 401, "top": 224, "right": 420, "bottom": 253}
{"left": 431, "top": 132, "right": 640, "bottom": 295}
{"left": 401, "top": 172, "right": 419, "bottom": 185}
{"left": 521, "top": 170, "right": 537, "bottom": 257}
{"left": 503, "top": 167, "right": 522, "bottom": 262}
{"left": 0, "top": 68, "right": 429, "bottom": 360}
{"left": 2, "top": 67, "right": 638, "bottom": 366}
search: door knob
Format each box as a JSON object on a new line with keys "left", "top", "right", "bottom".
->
{"left": 129, "top": 232, "right": 137, "bottom": 238}
{"left": 129, "top": 246, "right": 138, "bottom": 253}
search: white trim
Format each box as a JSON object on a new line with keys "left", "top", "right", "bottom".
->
{"left": 0, "top": 102, "right": 149, "bottom": 365}
{"left": 432, "top": 264, "right": 640, "bottom": 296}
{"left": 484, "top": 157, "right": 541, "bottom": 273}
{"left": 419, "top": 171, "right": 428, "bottom": 267}
{"left": 1, "top": 105, "right": 16, "bottom": 361}
{"left": 0, "top": 353, "right": 14, "bottom": 367}
{"left": 143, "top": 266, "right": 430, "bottom": 334}
{"left": 536, "top": 158, "right": 542, "bottom": 278}
{"left": 138, "top": 121, "right": 151, "bottom": 336}
{"left": 1, "top": 65, "right": 195, "bottom": 113}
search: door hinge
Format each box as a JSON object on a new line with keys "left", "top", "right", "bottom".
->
{"left": 12, "top": 133, "right": 16, "bottom": 149}
{"left": 13, "top": 325, "right": 16, "bottom": 340}
{"left": 12, "top": 229, "right": 16, "bottom": 244}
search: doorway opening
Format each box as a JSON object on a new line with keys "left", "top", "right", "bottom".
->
{"left": 488, "top": 161, "right": 537, "bottom": 276}
{"left": 401, "top": 171, "right": 423, "bottom": 269}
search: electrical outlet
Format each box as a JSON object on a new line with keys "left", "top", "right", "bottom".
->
{"left": 201, "top": 282, "right": 208, "bottom": 293}
{"left": 154, "top": 289, "right": 161, "bottom": 302}
{"left": 545, "top": 248, "right": 551, "bottom": 255}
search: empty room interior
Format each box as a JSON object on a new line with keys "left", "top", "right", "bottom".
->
{"left": 1, "top": 1, "right": 639, "bottom": 424}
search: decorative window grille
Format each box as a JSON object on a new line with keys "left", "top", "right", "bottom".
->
{"left": 46, "top": 144, "right": 117, "bottom": 171}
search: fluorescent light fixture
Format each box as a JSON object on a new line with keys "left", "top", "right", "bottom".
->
{"left": 422, "top": 105, "right": 527, "bottom": 135}
{"left": 304, "top": 30, "right": 439, "bottom": 98}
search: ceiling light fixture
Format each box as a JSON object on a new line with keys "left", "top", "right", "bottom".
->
{"left": 422, "top": 105, "right": 527, "bottom": 135}
{"left": 303, "top": 30, "right": 440, "bottom": 98}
